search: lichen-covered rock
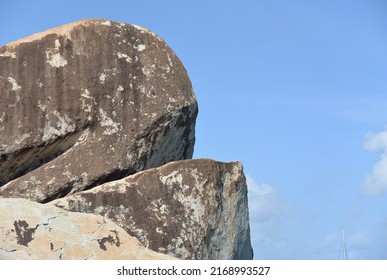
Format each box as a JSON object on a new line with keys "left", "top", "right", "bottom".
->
{"left": 0, "top": 19, "right": 254, "bottom": 261}
{"left": 0, "top": 198, "right": 176, "bottom": 260}
{"left": 51, "top": 159, "right": 253, "bottom": 260}
{"left": 0, "top": 19, "right": 197, "bottom": 202}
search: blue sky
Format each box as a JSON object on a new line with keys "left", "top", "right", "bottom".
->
{"left": 1, "top": 0, "right": 387, "bottom": 259}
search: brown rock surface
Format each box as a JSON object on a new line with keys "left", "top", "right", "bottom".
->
{"left": 0, "top": 19, "right": 254, "bottom": 260}
{"left": 0, "top": 198, "right": 176, "bottom": 260}
{"left": 0, "top": 19, "right": 197, "bottom": 202}
{"left": 52, "top": 159, "right": 253, "bottom": 260}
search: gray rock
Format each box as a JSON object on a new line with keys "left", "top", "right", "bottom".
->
{"left": 0, "top": 19, "right": 197, "bottom": 202}
{"left": 51, "top": 159, "right": 253, "bottom": 260}
{"left": 0, "top": 198, "right": 176, "bottom": 260}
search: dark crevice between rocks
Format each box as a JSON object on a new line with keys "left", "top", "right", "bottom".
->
{"left": 39, "top": 167, "right": 136, "bottom": 204}
{"left": 84, "top": 168, "right": 137, "bottom": 191}
{"left": 0, "top": 104, "right": 197, "bottom": 203}
{"left": 0, "top": 130, "right": 84, "bottom": 188}
{"left": 40, "top": 183, "right": 75, "bottom": 204}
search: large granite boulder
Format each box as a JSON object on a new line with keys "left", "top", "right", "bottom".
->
{"left": 0, "top": 19, "right": 254, "bottom": 260}
{"left": 0, "top": 19, "right": 197, "bottom": 203}
{"left": 0, "top": 198, "right": 175, "bottom": 260}
{"left": 52, "top": 159, "right": 253, "bottom": 260}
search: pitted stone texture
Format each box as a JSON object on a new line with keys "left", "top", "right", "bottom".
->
{"left": 51, "top": 159, "right": 253, "bottom": 260}
{"left": 0, "top": 19, "right": 197, "bottom": 202}
{"left": 0, "top": 198, "right": 176, "bottom": 260}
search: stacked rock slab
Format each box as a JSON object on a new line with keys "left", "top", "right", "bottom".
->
{"left": 0, "top": 198, "right": 176, "bottom": 260}
{"left": 0, "top": 19, "right": 197, "bottom": 203}
{"left": 52, "top": 159, "right": 253, "bottom": 260}
{"left": 0, "top": 19, "right": 253, "bottom": 260}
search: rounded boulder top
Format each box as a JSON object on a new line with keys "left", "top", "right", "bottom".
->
{"left": 0, "top": 19, "right": 198, "bottom": 203}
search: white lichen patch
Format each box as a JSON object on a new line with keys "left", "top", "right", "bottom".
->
{"left": 116, "top": 85, "right": 124, "bottom": 95}
{"left": 151, "top": 113, "right": 157, "bottom": 120}
{"left": 160, "top": 169, "right": 206, "bottom": 224}
{"left": 160, "top": 64, "right": 171, "bottom": 74}
{"left": 81, "top": 89, "right": 93, "bottom": 99}
{"left": 44, "top": 38, "right": 67, "bottom": 68}
{"left": 99, "top": 73, "right": 107, "bottom": 84}
{"left": 81, "top": 99, "right": 92, "bottom": 114}
{"left": 135, "top": 44, "right": 146, "bottom": 52}
{"left": 75, "top": 129, "right": 90, "bottom": 145}
{"left": 35, "top": 80, "right": 44, "bottom": 88}
{"left": 148, "top": 199, "right": 170, "bottom": 218}
{"left": 116, "top": 52, "right": 132, "bottom": 63}
{"left": 137, "top": 84, "right": 147, "bottom": 94}
{"left": 131, "top": 25, "right": 162, "bottom": 41}
{"left": 156, "top": 227, "right": 166, "bottom": 235}
{"left": 142, "top": 64, "right": 156, "bottom": 77}
{"left": 80, "top": 89, "right": 94, "bottom": 118}
{"left": 167, "top": 237, "right": 190, "bottom": 258}
{"left": 46, "top": 52, "right": 67, "bottom": 68}
{"left": 0, "top": 51, "right": 17, "bottom": 58}
{"left": 37, "top": 101, "right": 47, "bottom": 111}
{"left": 190, "top": 169, "right": 207, "bottom": 189}
{"left": 0, "top": 113, "right": 5, "bottom": 131}
{"left": 7, "top": 77, "right": 21, "bottom": 91}
{"left": 159, "top": 204, "right": 169, "bottom": 215}
{"left": 14, "top": 133, "right": 30, "bottom": 145}
{"left": 46, "top": 177, "right": 56, "bottom": 186}
{"left": 167, "top": 53, "right": 173, "bottom": 67}
{"left": 98, "top": 108, "right": 121, "bottom": 135}
{"left": 160, "top": 170, "right": 183, "bottom": 186}
{"left": 131, "top": 25, "right": 150, "bottom": 33}
{"left": 43, "top": 110, "right": 76, "bottom": 141}
{"left": 70, "top": 172, "right": 90, "bottom": 193}
{"left": 175, "top": 190, "right": 205, "bottom": 223}
{"left": 54, "top": 39, "right": 61, "bottom": 49}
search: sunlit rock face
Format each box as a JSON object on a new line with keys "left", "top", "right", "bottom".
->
{"left": 0, "top": 198, "right": 176, "bottom": 260}
{"left": 0, "top": 19, "right": 253, "bottom": 260}
{"left": 52, "top": 159, "right": 253, "bottom": 260}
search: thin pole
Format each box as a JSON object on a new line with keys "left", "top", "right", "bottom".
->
{"left": 341, "top": 228, "right": 349, "bottom": 260}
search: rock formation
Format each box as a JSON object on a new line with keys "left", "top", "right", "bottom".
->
{"left": 0, "top": 198, "right": 176, "bottom": 260}
{"left": 0, "top": 19, "right": 197, "bottom": 203}
{"left": 51, "top": 159, "right": 253, "bottom": 260}
{"left": 0, "top": 19, "right": 253, "bottom": 260}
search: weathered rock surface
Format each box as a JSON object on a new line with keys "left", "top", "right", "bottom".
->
{"left": 51, "top": 159, "right": 253, "bottom": 260}
{"left": 0, "top": 19, "right": 197, "bottom": 202}
{"left": 0, "top": 198, "right": 176, "bottom": 260}
{"left": 0, "top": 19, "right": 254, "bottom": 260}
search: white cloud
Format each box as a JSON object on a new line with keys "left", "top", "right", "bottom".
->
{"left": 246, "top": 175, "right": 290, "bottom": 223}
{"left": 362, "top": 127, "right": 387, "bottom": 195}
{"left": 364, "top": 129, "right": 387, "bottom": 152}
{"left": 246, "top": 175, "right": 293, "bottom": 258}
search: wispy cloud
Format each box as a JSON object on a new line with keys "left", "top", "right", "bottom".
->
{"left": 246, "top": 175, "right": 293, "bottom": 258}
{"left": 246, "top": 175, "right": 291, "bottom": 225}
{"left": 362, "top": 127, "right": 387, "bottom": 195}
